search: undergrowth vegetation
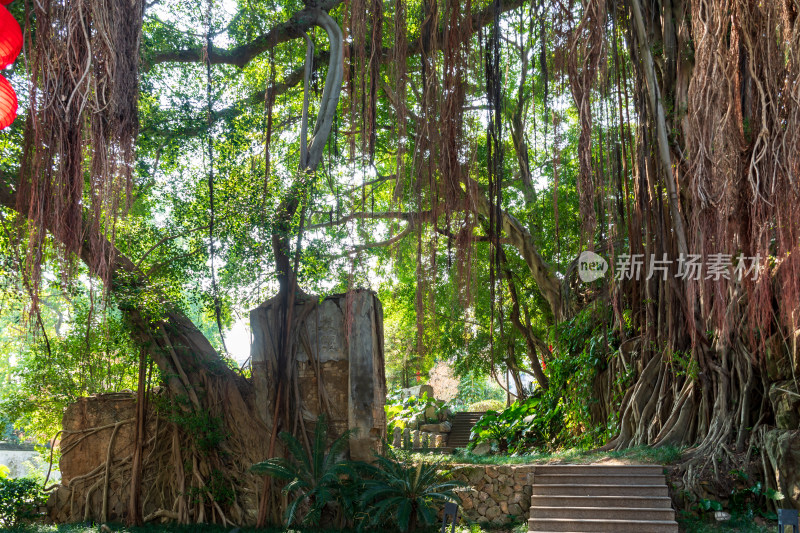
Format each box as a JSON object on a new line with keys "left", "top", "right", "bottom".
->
{"left": 676, "top": 513, "right": 775, "bottom": 533}
{"left": 461, "top": 304, "right": 631, "bottom": 456}
{"left": 251, "top": 415, "right": 464, "bottom": 531}
{"left": 384, "top": 391, "right": 453, "bottom": 437}
{"left": 397, "top": 445, "right": 685, "bottom": 466}
{"left": 0, "top": 465, "right": 45, "bottom": 529}
{"left": 5, "top": 524, "right": 527, "bottom": 533}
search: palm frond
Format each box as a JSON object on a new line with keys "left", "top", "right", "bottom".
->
{"left": 280, "top": 430, "right": 313, "bottom": 475}
{"left": 250, "top": 457, "right": 296, "bottom": 480}
{"left": 395, "top": 499, "right": 413, "bottom": 532}
{"left": 312, "top": 414, "right": 328, "bottom": 478}
{"left": 415, "top": 498, "right": 436, "bottom": 526}
{"left": 284, "top": 492, "right": 306, "bottom": 525}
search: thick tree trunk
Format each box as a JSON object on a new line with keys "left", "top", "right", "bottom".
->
{"left": 1, "top": 180, "right": 268, "bottom": 523}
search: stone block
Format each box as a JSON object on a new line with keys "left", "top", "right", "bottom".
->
{"left": 485, "top": 505, "right": 501, "bottom": 520}
{"left": 765, "top": 429, "right": 800, "bottom": 511}
{"left": 766, "top": 330, "right": 798, "bottom": 381}
{"left": 472, "top": 441, "right": 492, "bottom": 455}
{"left": 420, "top": 421, "right": 452, "bottom": 433}
{"left": 399, "top": 384, "right": 434, "bottom": 400}
{"left": 770, "top": 381, "right": 800, "bottom": 430}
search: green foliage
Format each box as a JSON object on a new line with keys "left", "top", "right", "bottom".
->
{"left": 153, "top": 395, "right": 228, "bottom": 455}
{"left": 726, "top": 470, "right": 783, "bottom": 521}
{"left": 669, "top": 350, "right": 699, "bottom": 381}
{"left": 466, "top": 399, "right": 505, "bottom": 412}
{"left": 0, "top": 523, "right": 526, "bottom": 533}
{"left": 0, "top": 284, "right": 141, "bottom": 441}
{"left": 451, "top": 374, "right": 505, "bottom": 412}
{"left": 682, "top": 470, "right": 783, "bottom": 529}
{"left": 693, "top": 498, "right": 723, "bottom": 514}
{"left": 384, "top": 390, "right": 450, "bottom": 440}
{"left": 0, "top": 475, "right": 45, "bottom": 528}
{"left": 677, "top": 511, "right": 775, "bottom": 533}
{"left": 360, "top": 449, "right": 465, "bottom": 532}
{"left": 249, "top": 415, "right": 465, "bottom": 531}
{"left": 250, "top": 415, "right": 357, "bottom": 527}
{"left": 397, "top": 444, "right": 683, "bottom": 467}
{"left": 469, "top": 393, "right": 562, "bottom": 453}
{"left": 546, "top": 304, "right": 624, "bottom": 449}
{"left": 186, "top": 468, "right": 235, "bottom": 507}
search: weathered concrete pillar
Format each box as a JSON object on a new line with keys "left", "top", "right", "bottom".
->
{"left": 250, "top": 289, "right": 386, "bottom": 461}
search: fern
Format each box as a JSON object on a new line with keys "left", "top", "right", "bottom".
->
{"left": 250, "top": 414, "right": 358, "bottom": 526}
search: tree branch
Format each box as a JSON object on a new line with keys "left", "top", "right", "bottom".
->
{"left": 346, "top": 223, "right": 415, "bottom": 254}
{"left": 147, "top": 0, "right": 527, "bottom": 69}
{"left": 306, "top": 210, "right": 423, "bottom": 231}
{"left": 146, "top": 0, "right": 343, "bottom": 68}
{"left": 469, "top": 176, "right": 564, "bottom": 321}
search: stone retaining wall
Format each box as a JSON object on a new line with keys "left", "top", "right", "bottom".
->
{"left": 450, "top": 465, "right": 534, "bottom": 526}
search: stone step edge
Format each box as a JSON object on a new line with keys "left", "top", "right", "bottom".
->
{"left": 530, "top": 506, "right": 675, "bottom": 513}
{"left": 531, "top": 495, "right": 673, "bottom": 504}
{"left": 533, "top": 464, "right": 664, "bottom": 468}
{"left": 532, "top": 467, "right": 664, "bottom": 473}
{"left": 534, "top": 473, "right": 664, "bottom": 477}
{"left": 528, "top": 518, "right": 679, "bottom": 525}
{"left": 531, "top": 483, "right": 667, "bottom": 486}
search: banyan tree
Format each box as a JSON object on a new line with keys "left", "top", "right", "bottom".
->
{"left": 0, "top": 0, "right": 799, "bottom": 525}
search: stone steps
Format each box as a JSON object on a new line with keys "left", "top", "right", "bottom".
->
{"left": 534, "top": 473, "right": 667, "bottom": 485}
{"left": 529, "top": 518, "right": 680, "bottom": 532}
{"left": 445, "top": 411, "right": 485, "bottom": 449}
{"left": 531, "top": 483, "right": 668, "bottom": 497}
{"left": 533, "top": 506, "right": 675, "bottom": 521}
{"left": 528, "top": 464, "right": 678, "bottom": 533}
{"left": 531, "top": 495, "right": 672, "bottom": 508}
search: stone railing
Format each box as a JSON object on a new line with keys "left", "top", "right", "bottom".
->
{"left": 392, "top": 422, "right": 452, "bottom": 449}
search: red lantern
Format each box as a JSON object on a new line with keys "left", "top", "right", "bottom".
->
{"left": 0, "top": 6, "right": 22, "bottom": 68}
{"left": 0, "top": 0, "right": 13, "bottom": 6}
{"left": 0, "top": 75, "right": 17, "bottom": 129}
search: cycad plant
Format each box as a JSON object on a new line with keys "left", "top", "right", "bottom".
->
{"left": 250, "top": 414, "right": 356, "bottom": 526}
{"left": 361, "top": 450, "right": 465, "bottom": 532}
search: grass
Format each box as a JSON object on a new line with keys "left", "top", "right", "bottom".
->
{"left": 4, "top": 526, "right": 351, "bottom": 533}
{"left": 676, "top": 512, "right": 776, "bottom": 532}
{"left": 2, "top": 520, "right": 529, "bottom": 533}
{"left": 3, "top": 515, "right": 778, "bottom": 533}
{"left": 396, "top": 444, "right": 685, "bottom": 466}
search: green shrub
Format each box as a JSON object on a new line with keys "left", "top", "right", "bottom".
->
{"left": 0, "top": 475, "right": 45, "bottom": 527}
{"left": 361, "top": 449, "right": 465, "bottom": 532}
{"left": 449, "top": 373, "right": 505, "bottom": 411}
{"left": 469, "top": 393, "right": 564, "bottom": 454}
{"left": 466, "top": 399, "right": 505, "bottom": 412}
{"left": 250, "top": 414, "right": 358, "bottom": 527}
{"left": 384, "top": 390, "right": 450, "bottom": 442}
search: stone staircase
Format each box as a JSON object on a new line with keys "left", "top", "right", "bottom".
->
{"left": 528, "top": 464, "right": 678, "bottom": 532}
{"left": 445, "top": 411, "right": 485, "bottom": 450}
